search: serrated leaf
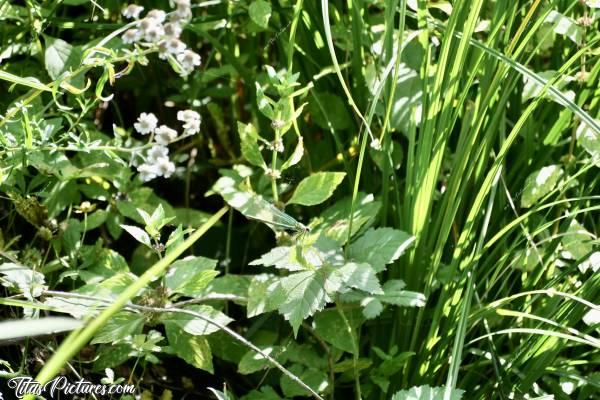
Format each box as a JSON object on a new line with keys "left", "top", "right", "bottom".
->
{"left": 561, "top": 220, "right": 598, "bottom": 273}
{"left": 92, "top": 312, "right": 145, "bottom": 344}
{"left": 336, "top": 262, "right": 383, "bottom": 294}
{"left": 238, "top": 121, "right": 266, "bottom": 167}
{"left": 378, "top": 280, "right": 426, "bottom": 307}
{"left": 520, "top": 165, "right": 564, "bottom": 208}
{"left": 348, "top": 228, "right": 415, "bottom": 272}
{"left": 120, "top": 224, "right": 151, "bottom": 247}
{"left": 164, "top": 323, "right": 213, "bottom": 372}
{"left": 576, "top": 119, "right": 600, "bottom": 167}
{"left": 391, "top": 385, "right": 464, "bottom": 400}
{"left": 238, "top": 346, "right": 288, "bottom": 374}
{"left": 160, "top": 305, "right": 232, "bottom": 336}
{"left": 288, "top": 172, "right": 346, "bottom": 206}
{"left": 165, "top": 256, "right": 218, "bottom": 296}
{"left": 278, "top": 268, "right": 343, "bottom": 336}
{"left": 249, "top": 0, "right": 271, "bottom": 28}
{"left": 247, "top": 274, "right": 286, "bottom": 317}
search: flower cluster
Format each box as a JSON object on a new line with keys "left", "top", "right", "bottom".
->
{"left": 121, "top": 1, "right": 201, "bottom": 75}
{"left": 133, "top": 109, "right": 201, "bottom": 181}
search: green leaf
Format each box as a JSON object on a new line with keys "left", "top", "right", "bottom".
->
{"left": 309, "top": 92, "right": 352, "bottom": 130}
{"left": 337, "top": 262, "right": 383, "bottom": 294}
{"left": 44, "top": 35, "right": 82, "bottom": 80}
{"left": 313, "top": 308, "right": 364, "bottom": 354}
{"left": 0, "top": 317, "right": 81, "bottom": 341}
{"left": 238, "top": 345, "right": 288, "bottom": 374}
{"left": 377, "top": 280, "right": 426, "bottom": 307}
{"left": 0, "top": 262, "right": 46, "bottom": 299}
{"left": 164, "top": 323, "right": 213, "bottom": 372}
{"left": 165, "top": 256, "right": 219, "bottom": 296}
{"left": 278, "top": 267, "right": 343, "bottom": 336}
{"left": 576, "top": 119, "right": 600, "bottom": 167}
{"left": 348, "top": 228, "right": 415, "bottom": 272}
{"left": 160, "top": 305, "right": 232, "bottom": 336}
{"left": 520, "top": 165, "right": 564, "bottom": 208}
{"left": 391, "top": 385, "right": 464, "bottom": 400}
{"left": 247, "top": 274, "right": 284, "bottom": 317}
{"left": 120, "top": 224, "right": 152, "bottom": 247}
{"left": 93, "top": 344, "right": 132, "bottom": 371}
{"left": 248, "top": 0, "right": 271, "bottom": 28}
{"left": 544, "top": 10, "right": 583, "bottom": 45}
{"left": 561, "top": 220, "right": 599, "bottom": 273}
{"left": 280, "top": 364, "right": 329, "bottom": 398}
{"left": 240, "top": 386, "right": 282, "bottom": 400}
{"left": 238, "top": 121, "right": 266, "bottom": 168}
{"left": 287, "top": 172, "right": 346, "bottom": 206}
{"left": 92, "top": 312, "right": 145, "bottom": 344}
{"left": 281, "top": 136, "right": 304, "bottom": 171}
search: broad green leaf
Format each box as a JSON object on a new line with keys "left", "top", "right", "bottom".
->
{"left": 44, "top": 35, "right": 82, "bottom": 80}
{"left": 238, "top": 121, "right": 266, "bottom": 168}
{"left": 116, "top": 188, "right": 176, "bottom": 226}
{"left": 77, "top": 272, "right": 138, "bottom": 299}
{"left": 278, "top": 267, "right": 343, "bottom": 336}
{"left": 93, "top": 343, "right": 132, "bottom": 371}
{"left": 391, "top": 385, "right": 464, "bottom": 400}
{"left": 520, "top": 165, "right": 564, "bottom": 208}
{"left": 0, "top": 317, "right": 81, "bottom": 341}
{"left": 248, "top": 0, "right": 271, "bottom": 28}
{"left": 92, "top": 312, "right": 145, "bottom": 344}
{"left": 378, "top": 280, "right": 426, "bottom": 307}
{"left": 247, "top": 274, "right": 284, "bottom": 317}
{"left": 561, "top": 220, "right": 599, "bottom": 273}
{"left": 576, "top": 119, "right": 600, "bottom": 167}
{"left": 313, "top": 308, "right": 364, "bottom": 354}
{"left": 120, "top": 224, "right": 152, "bottom": 247}
{"left": 337, "top": 262, "right": 383, "bottom": 294}
{"left": 240, "top": 386, "right": 281, "bottom": 400}
{"left": 348, "top": 228, "right": 415, "bottom": 272}
{"left": 165, "top": 256, "right": 219, "bottom": 296}
{"left": 164, "top": 323, "right": 213, "bottom": 372}
{"left": 280, "top": 364, "right": 328, "bottom": 398}
{"left": 160, "top": 305, "right": 232, "bottom": 336}
{"left": 238, "top": 346, "right": 288, "bottom": 374}
{"left": 544, "top": 10, "right": 583, "bottom": 45}
{"left": 287, "top": 172, "right": 346, "bottom": 206}
{"left": 281, "top": 136, "right": 304, "bottom": 171}
{"left": 0, "top": 262, "right": 46, "bottom": 299}
{"left": 309, "top": 92, "right": 352, "bottom": 130}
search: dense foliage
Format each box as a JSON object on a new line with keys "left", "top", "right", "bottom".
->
{"left": 0, "top": 0, "right": 599, "bottom": 399}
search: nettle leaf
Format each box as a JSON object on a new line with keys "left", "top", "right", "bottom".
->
{"left": 0, "top": 263, "right": 47, "bottom": 300}
{"left": 44, "top": 35, "right": 82, "bottom": 80}
{"left": 120, "top": 224, "right": 152, "bottom": 247}
{"left": 391, "top": 385, "right": 464, "bottom": 400}
{"left": 165, "top": 256, "right": 219, "bottom": 296}
{"left": 288, "top": 172, "right": 346, "bottom": 206}
{"left": 520, "top": 165, "right": 564, "bottom": 208}
{"left": 544, "top": 10, "right": 583, "bottom": 45}
{"left": 278, "top": 267, "right": 343, "bottom": 336}
{"left": 238, "top": 121, "right": 266, "bottom": 168}
{"left": 77, "top": 272, "right": 138, "bottom": 299}
{"left": 250, "top": 237, "right": 343, "bottom": 271}
{"left": 91, "top": 312, "right": 145, "bottom": 344}
{"left": 313, "top": 308, "right": 364, "bottom": 354}
{"left": 164, "top": 323, "right": 213, "bottom": 373}
{"left": 348, "top": 228, "right": 415, "bottom": 272}
{"left": 312, "top": 193, "right": 381, "bottom": 245}
{"left": 342, "top": 280, "right": 425, "bottom": 319}
{"left": 238, "top": 345, "right": 288, "bottom": 375}
{"left": 337, "top": 262, "right": 383, "bottom": 294}
{"left": 248, "top": 0, "right": 271, "bottom": 28}
{"left": 576, "top": 119, "right": 600, "bottom": 167}
{"left": 160, "top": 305, "right": 232, "bottom": 336}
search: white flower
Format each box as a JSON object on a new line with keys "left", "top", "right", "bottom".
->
{"left": 177, "top": 50, "right": 201, "bottom": 74}
{"left": 164, "top": 21, "right": 183, "bottom": 38}
{"left": 155, "top": 125, "right": 178, "bottom": 145}
{"left": 134, "top": 112, "right": 158, "bottom": 135}
{"left": 370, "top": 138, "right": 382, "bottom": 150}
{"left": 157, "top": 41, "right": 170, "bottom": 60}
{"left": 140, "top": 17, "right": 165, "bottom": 42}
{"left": 147, "top": 145, "right": 169, "bottom": 162}
{"left": 155, "top": 156, "right": 176, "bottom": 178}
{"left": 137, "top": 163, "right": 160, "bottom": 182}
{"left": 146, "top": 9, "right": 167, "bottom": 23}
{"left": 273, "top": 138, "right": 284, "bottom": 153}
{"left": 122, "top": 29, "right": 142, "bottom": 44}
{"left": 165, "top": 37, "right": 186, "bottom": 55}
{"left": 122, "top": 4, "right": 144, "bottom": 19}
{"left": 174, "top": 0, "right": 192, "bottom": 19}
{"left": 177, "top": 109, "right": 201, "bottom": 135}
